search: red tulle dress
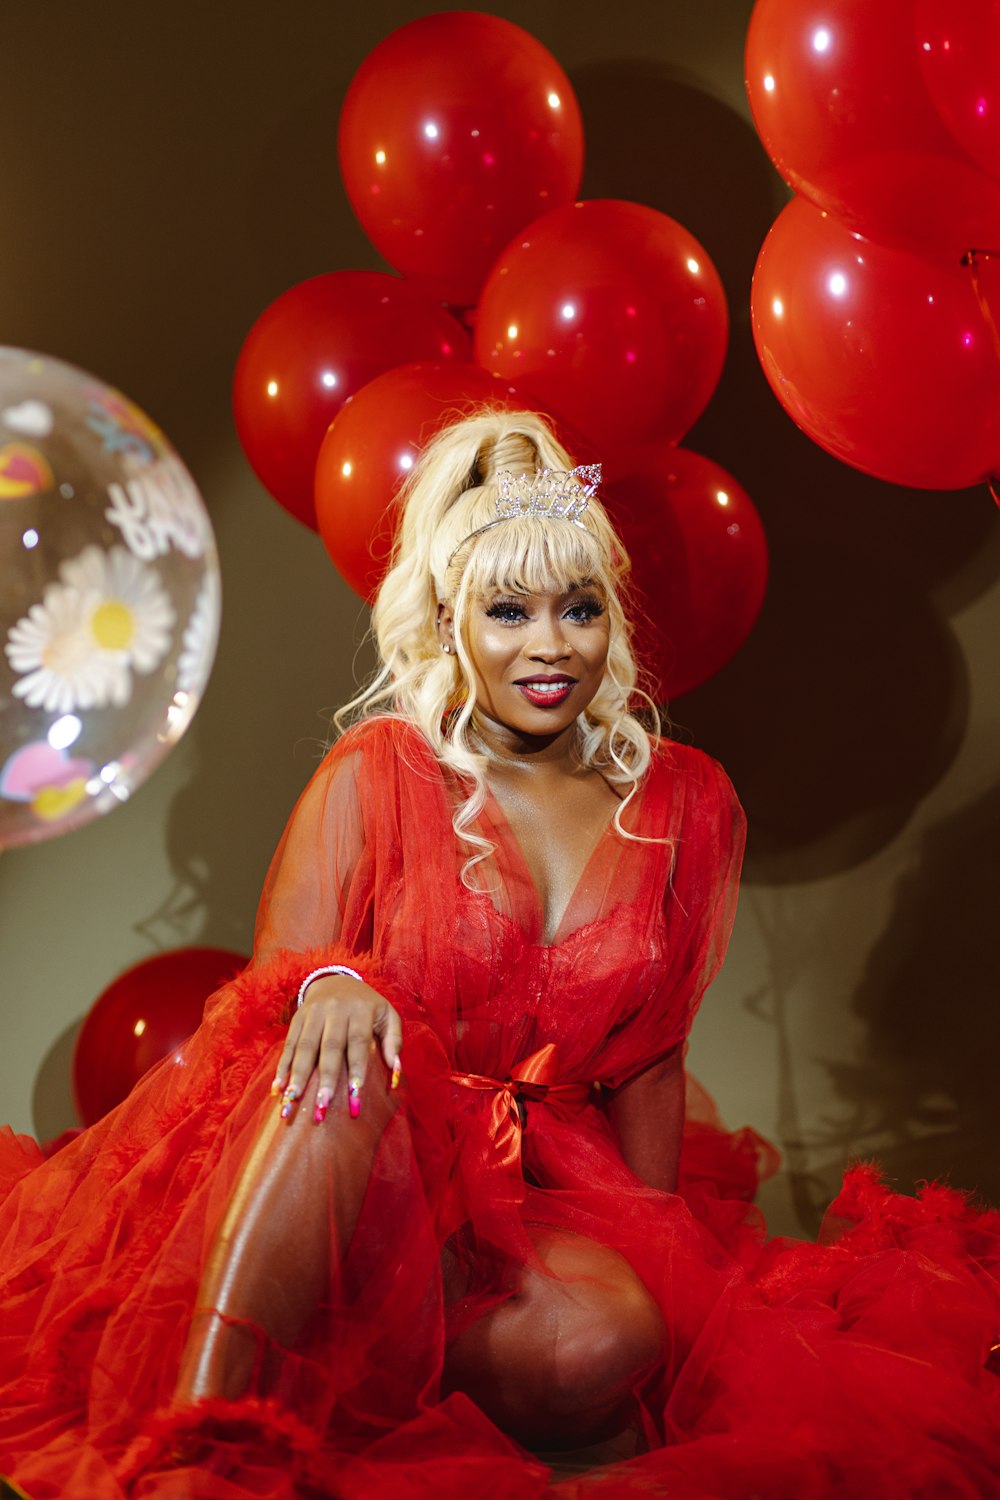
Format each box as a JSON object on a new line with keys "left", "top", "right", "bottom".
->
{"left": 1, "top": 715, "right": 999, "bottom": 1499}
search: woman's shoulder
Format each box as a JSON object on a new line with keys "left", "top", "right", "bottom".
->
{"left": 644, "top": 735, "right": 742, "bottom": 817}
{"left": 649, "top": 734, "right": 731, "bottom": 782}
{"left": 327, "top": 712, "right": 428, "bottom": 754}
{"left": 326, "top": 714, "right": 441, "bottom": 782}
{"left": 296, "top": 716, "right": 443, "bottom": 839}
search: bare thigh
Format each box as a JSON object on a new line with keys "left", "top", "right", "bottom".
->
{"left": 175, "top": 1047, "right": 397, "bottom": 1402}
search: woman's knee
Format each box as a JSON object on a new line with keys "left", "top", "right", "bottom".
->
{"left": 440, "top": 1235, "right": 664, "bottom": 1444}
{"left": 552, "top": 1282, "right": 663, "bottom": 1414}
{"left": 536, "top": 1242, "right": 664, "bottom": 1415}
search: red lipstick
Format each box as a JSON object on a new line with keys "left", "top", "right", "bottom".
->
{"left": 514, "top": 674, "right": 576, "bottom": 708}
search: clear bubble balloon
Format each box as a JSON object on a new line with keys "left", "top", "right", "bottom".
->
{"left": 0, "top": 347, "right": 221, "bottom": 849}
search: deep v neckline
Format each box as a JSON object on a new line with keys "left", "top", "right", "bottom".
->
{"left": 481, "top": 775, "right": 636, "bottom": 948}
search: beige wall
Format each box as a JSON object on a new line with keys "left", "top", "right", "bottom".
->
{"left": 2, "top": 0, "right": 997, "bottom": 1237}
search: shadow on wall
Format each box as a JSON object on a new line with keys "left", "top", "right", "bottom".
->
{"left": 573, "top": 58, "right": 786, "bottom": 311}
{"left": 32, "top": 1020, "right": 82, "bottom": 1145}
{"left": 676, "top": 544, "right": 971, "bottom": 884}
{"left": 753, "top": 784, "right": 1000, "bottom": 1228}
{"left": 830, "top": 782, "right": 1000, "bottom": 1205}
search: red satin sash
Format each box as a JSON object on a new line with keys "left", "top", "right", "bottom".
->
{"left": 448, "top": 1043, "right": 591, "bottom": 1174}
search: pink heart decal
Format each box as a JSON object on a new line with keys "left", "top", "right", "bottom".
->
{"left": 0, "top": 441, "right": 55, "bottom": 500}
{"left": 1, "top": 741, "right": 95, "bottom": 801}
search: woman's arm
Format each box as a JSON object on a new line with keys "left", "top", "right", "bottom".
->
{"left": 250, "top": 738, "right": 403, "bottom": 1119}
{"left": 253, "top": 745, "right": 365, "bottom": 962}
{"left": 603, "top": 1047, "right": 685, "bottom": 1193}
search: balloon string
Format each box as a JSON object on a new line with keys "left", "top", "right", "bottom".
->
{"left": 962, "top": 249, "right": 1000, "bottom": 364}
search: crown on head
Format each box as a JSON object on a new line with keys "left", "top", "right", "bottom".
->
{"left": 444, "top": 463, "right": 602, "bottom": 573}
{"left": 494, "top": 464, "right": 601, "bottom": 525}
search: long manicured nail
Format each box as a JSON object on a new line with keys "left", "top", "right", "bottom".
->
{"left": 390, "top": 1055, "right": 402, "bottom": 1091}
{"left": 349, "top": 1077, "right": 362, "bottom": 1119}
{"left": 270, "top": 1075, "right": 285, "bottom": 1097}
{"left": 314, "top": 1087, "right": 333, "bottom": 1124}
{"left": 280, "top": 1086, "right": 299, "bottom": 1119}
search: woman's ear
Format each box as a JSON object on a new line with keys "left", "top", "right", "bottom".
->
{"left": 436, "top": 602, "right": 456, "bottom": 653}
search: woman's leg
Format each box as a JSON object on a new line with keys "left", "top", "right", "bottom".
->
{"left": 442, "top": 1230, "right": 665, "bottom": 1448}
{"left": 174, "top": 1047, "right": 397, "bottom": 1403}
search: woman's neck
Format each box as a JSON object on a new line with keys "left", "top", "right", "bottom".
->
{"left": 469, "top": 712, "right": 581, "bottom": 774}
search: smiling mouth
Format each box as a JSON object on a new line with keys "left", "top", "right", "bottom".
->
{"left": 514, "top": 676, "right": 577, "bottom": 704}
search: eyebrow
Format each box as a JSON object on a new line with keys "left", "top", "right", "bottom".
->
{"left": 486, "top": 579, "right": 600, "bottom": 599}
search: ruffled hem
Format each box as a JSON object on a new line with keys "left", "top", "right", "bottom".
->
{"left": 4, "top": 1145, "right": 1000, "bottom": 1499}
{"left": 3, "top": 958, "right": 1000, "bottom": 1497}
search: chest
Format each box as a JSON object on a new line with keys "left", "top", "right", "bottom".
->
{"left": 486, "top": 772, "right": 623, "bottom": 946}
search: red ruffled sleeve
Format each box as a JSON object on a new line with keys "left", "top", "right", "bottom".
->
{"left": 252, "top": 732, "right": 368, "bottom": 962}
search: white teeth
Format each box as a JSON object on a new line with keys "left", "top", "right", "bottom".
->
{"left": 524, "top": 681, "right": 567, "bottom": 693}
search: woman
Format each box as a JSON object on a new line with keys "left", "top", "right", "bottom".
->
{"left": 2, "top": 411, "right": 999, "bottom": 1500}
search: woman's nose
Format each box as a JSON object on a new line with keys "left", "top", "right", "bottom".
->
{"left": 527, "top": 611, "right": 570, "bottom": 661}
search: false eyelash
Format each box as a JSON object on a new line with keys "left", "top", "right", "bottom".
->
{"left": 567, "top": 599, "right": 605, "bottom": 619}
{"left": 484, "top": 599, "right": 528, "bottom": 621}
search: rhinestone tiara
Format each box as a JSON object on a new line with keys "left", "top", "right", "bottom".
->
{"left": 445, "top": 463, "right": 602, "bottom": 571}
{"left": 495, "top": 464, "right": 602, "bottom": 523}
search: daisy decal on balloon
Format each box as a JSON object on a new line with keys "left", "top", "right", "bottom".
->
{"left": 5, "top": 544, "right": 176, "bottom": 713}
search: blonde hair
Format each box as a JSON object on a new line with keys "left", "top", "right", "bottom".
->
{"left": 336, "top": 407, "right": 659, "bottom": 875}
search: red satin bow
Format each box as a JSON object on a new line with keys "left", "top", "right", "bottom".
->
{"left": 449, "top": 1042, "right": 591, "bottom": 1174}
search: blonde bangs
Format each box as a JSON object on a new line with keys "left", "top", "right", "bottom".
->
{"left": 458, "top": 515, "right": 611, "bottom": 603}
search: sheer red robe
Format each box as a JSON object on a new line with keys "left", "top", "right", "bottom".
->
{"left": 1, "top": 715, "right": 999, "bottom": 1498}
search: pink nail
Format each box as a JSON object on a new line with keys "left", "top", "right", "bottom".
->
{"left": 314, "top": 1088, "right": 333, "bottom": 1124}
{"left": 349, "top": 1078, "right": 362, "bottom": 1119}
{"left": 390, "top": 1055, "right": 402, "bottom": 1091}
{"left": 280, "top": 1086, "right": 298, "bottom": 1119}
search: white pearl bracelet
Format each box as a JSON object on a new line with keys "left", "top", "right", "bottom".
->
{"left": 296, "top": 964, "right": 365, "bottom": 1009}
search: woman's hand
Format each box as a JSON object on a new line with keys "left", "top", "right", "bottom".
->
{"left": 271, "top": 976, "right": 403, "bottom": 1123}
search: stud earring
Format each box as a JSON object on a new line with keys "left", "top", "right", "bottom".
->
{"left": 441, "top": 643, "right": 452, "bottom": 655}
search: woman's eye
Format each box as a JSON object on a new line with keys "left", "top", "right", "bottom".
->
{"left": 565, "top": 599, "right": 605, "bottom": 622}
{"left": 485, "top": 601, "right": 528, "bottom": 624}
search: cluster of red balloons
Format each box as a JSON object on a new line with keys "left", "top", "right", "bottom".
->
{"left": 234, "top": 12, "right": 769, "bottom": 699}
{"left": 747, "top": 0, "right": 1000, "bottom": 491}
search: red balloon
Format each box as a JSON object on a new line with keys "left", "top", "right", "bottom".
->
{"left": 603, "top": 447, "right": 768, "bottom": 701}
{"left": 72, "top": 946, "right": 248, "bottom": 1125}
{"left": 474, "top": 200, "right": 728, "bottom": 456}
{"left": 916, "top": 0, "right": 1000, "bottom": 183}
{"left": 316, "top": 363, "right": 540, "bottom": 601}
{"left": 745, "top": 0, "right": 1000, "bottom": 258}
{"left": 750, "top": 195, "right": 1000, "bottom": 489}
{"left": 233, "top": 272, "right": 470, "bottom": 529}
{"left": 339, "top": 13, "right": 584, "bottom": 308}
